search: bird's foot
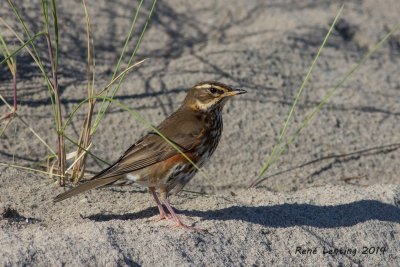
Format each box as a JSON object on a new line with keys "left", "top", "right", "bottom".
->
{"left": 150, "top": 212, "right": 172, "bottom": 222}
{"left": 159, "top": 197, "right": 206, "bottom": 231}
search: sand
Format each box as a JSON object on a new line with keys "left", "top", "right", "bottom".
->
{"left": 1, "top": 0, "right": 400, "bottom": 266}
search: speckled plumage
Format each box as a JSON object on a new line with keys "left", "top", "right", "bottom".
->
{"left": 54, "top": 81, "right": 246, "bottom": 228}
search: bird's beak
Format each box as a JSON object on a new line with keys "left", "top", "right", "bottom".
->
{"left": 225, "top": 88, "right": 247, "bottom": 96}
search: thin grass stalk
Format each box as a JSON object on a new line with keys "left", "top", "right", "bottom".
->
{"left": 0, "top": 18, "right": 61, "bottom": 148}
{"left": 7, "top": 0, "right": 46, "bottom": 71}
{"left": 0, "top": 34, "right": 17, "bottom": 120}
{"left": 91, "top": 0, "right": 157, "bottom": 134}
{"left": 256, "top": 5, "right": 344, "bottom": 181}
{"left": 42, "top": 0, "right": 65, "bottom": 185}
{"left": 0, "top": 35, "right": 15, "bottom": 70}
{"left": 0, "top": 95, "right": 56, "bottom": 155}
{"left": 60, "top": 60, "right": 145, "bottom": 178}
{"left": 71, "top": 0, "right": 96, "bottom": 182}
{"left": 50, "top": 0, "right": 59, "bottom": 67}
{"left": 47, "top": 38, "right": 65, "bottom": 185}
{"left": 0, "top": 18, "right": 51, "bottom": 86}
{"left": 92, "top": 0, "right": 144, "bottom": 131}
{"left": 63, "top": 134, "right": 110, "bottom": 166}
{"left": 67, "top": 143, "right": 92, "bottom": 174}
{"left": 0, "top": 34, "right": 16, "bottom": 76}
{"left": 251, "top": 143, "right": 400, "bottom": 187}
{"left": 61, "top": 59, "right": 146, "bottom": 133}
{"left": 0, "top": 162, "right": 64, "bottom": 178}
{"left": 6, "top": 0, "right": 56, "bottom": 111}
{"left": 250, "top": 19, "right": 400, "bottom": 188}
{"left": 111, "top": 0, "right": 144, "bottom": 81}
{"left": 95, "top": 59, "right": 146, "bottom": 96}
{"left": 7, "top": 0, "right": 64, "bottom": 182}
{"left": 71, "top": 107, "right": 93, "bottom": 182}
{"left": 5, "top": 1, "right": 65, "bottom": 180}
{"left": 0, "top": 20, "right": 57, "bottom": 126}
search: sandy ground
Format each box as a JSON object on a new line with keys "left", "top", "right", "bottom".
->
{"left": 1, "top": 0, "right": 400, "bottom": 266}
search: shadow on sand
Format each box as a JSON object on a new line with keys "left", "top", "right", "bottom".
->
{"left": 87, "top": 199, "right": 400, "bottom": 228}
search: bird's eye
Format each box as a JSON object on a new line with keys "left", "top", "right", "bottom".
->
{"left": 209, "top": 87, "right": 217, "bottom": 94}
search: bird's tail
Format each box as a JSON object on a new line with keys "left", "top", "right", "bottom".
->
{"left": 53, "top": 176, "right": 121, "bottom": 202}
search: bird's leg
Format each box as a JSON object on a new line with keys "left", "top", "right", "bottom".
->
{"left": 149, "top": 187, "right": 168, "bottom": 221}
{"left": 161, "top": 197, "right": 201, "bottom": 231}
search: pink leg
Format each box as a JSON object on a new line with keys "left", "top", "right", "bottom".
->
{"left": 162, "top": 198, "right": 202, "bottom": 231}
{"left": 149, "top": 187, "right": 168, "bottom": 221}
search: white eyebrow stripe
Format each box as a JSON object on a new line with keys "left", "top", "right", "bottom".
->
{"left": 194, "top": 84, "right": 225, "bottom": 91}
{"left": 195, "top": 84, "right": 211, "bottom": 89}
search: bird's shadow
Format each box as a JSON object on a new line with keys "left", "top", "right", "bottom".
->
{"left": 86, "top": 200, "right": 400, "bottom": 228}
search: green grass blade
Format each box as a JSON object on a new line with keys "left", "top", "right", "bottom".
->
{"left": 41, "top": 0, "right": 49, "bottom": 26}
{"left": 50, "top": 0, "right": 59, "bottom": 67}
{"left": 251, "top": 19, "right": 400, "bottom": 188}
{"left": 7, "top": 0, "right": 46, "bottom": 69}
{"left": 92, "top": 0, "right": 144, "bottom": 130}
{"left": 63, "top": 135, "right": 111, "bottom": 166}
{"left": 91, "top": 0, "right": 157, "bottom": 134}
{"left": 0, "top": 17, "right": 57, "bottom": 123}
{"left": 0, "top": 34, "right": 16, "bottom": 72}
{"left": 0, "top": 32, "right": 47, "bottom": 65}
{"left": 0, "top": 35, "right": 12, "bottom": 60}
{"left": 256, "top": 5, "right": 344, "bottom": 180}
{"left": 112, "top": 0, "right": 144, "bottom": 80}
{"left": 0, "top": 162, "right": 64, "bottom": 178}
{"left": 61, "top": 59, "right": 146, "bottom": 132}
{"left": 0, "top": 95, "right": 56, "bottom": 156}
{"left": 5, "top": 1, "right": 57, "bottom": 125}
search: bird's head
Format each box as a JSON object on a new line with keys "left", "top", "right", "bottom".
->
{"left": 183, "top": 81, "right": 246, "bottom": 111}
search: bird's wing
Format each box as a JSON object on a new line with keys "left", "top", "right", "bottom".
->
{"left": 54, "top": 109, "right": 203, "bottom": 202}
{"left": 96, "top": 109, "right": 204, "bottom": 178}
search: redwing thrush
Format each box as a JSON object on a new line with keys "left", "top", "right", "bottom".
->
{"left": 54, "top": 81, "right": 246, "bottom": 229}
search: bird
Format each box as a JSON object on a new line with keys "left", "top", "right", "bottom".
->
{"left": 54, "top": 81, "right": 246, "bottom": 229}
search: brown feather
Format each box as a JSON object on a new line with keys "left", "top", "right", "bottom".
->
{"left": 53, "top": 106, "right": 204, "bottom": 202}
{"left": 85, "top": 107, "right": 204, "bottom": 180}
{"left": 53, "top": 176, "right": 124, "bottom": 202}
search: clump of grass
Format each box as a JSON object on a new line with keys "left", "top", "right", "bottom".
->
{"left": 0, "top": 0, "right": 158, "bottom": 185}
{"left": 69, "top": 0, "right": 96, "bottom": 183}
{"left": 250, "top": 5, "right": 400, "bottom": 188}
{"left": 2, "top": 0, "right": 65, "bottom": 183}
{"left": 0, "top": 0, "right": 216, "bottom": 192}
